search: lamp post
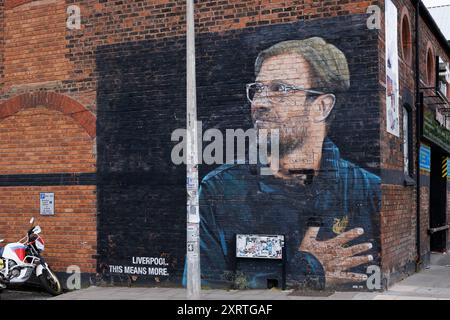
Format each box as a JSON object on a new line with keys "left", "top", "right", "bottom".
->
{"left": 186, "top": 0, "right": 201, "bottom": 300}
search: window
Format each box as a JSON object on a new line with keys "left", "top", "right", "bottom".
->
{"left": 403, "top": 105, "right": 413, "bottom": 178}
{"left": 426, "top": 46, "right": 435, "bottom": 86}
{"left": 401, "top": 12, "right": 412, "bottom": 65}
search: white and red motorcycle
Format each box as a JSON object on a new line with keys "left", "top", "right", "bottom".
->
{"left": 0, "top": 217, "right": 62, "bottom": 296}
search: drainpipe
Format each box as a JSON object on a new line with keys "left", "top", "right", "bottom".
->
{"left": 415, "top": 0, "right": 422, "bottom": 271}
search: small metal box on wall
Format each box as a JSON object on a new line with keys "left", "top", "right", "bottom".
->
{"left": 40, "top": 193, "right": 55, "bottom": 216}
{"left": 234, "top": 234, "right": 286, "bottom": 290}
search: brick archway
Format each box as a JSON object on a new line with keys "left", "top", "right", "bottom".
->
{"left": 0, "top": 92, "right": 96, "bottom": 138}
{"left": 0, "top": 92, "right": 97, "bottom": 274}
{"left": 5, "top": 0, "right": 36, "bottom": 9}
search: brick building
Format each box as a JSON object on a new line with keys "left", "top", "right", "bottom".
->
{"left": 0, "top": 0, "right": 449, "bottom": 291}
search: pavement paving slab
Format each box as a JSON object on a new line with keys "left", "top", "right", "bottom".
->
{"left": 5, "top": 253, "right": 450, "bottom": 300}
{"left": 49, "top": 273, "right": 450, "bottom": 300}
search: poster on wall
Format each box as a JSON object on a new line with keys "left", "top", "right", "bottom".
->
{"left": 236, "top": 234, "right": 284, "bottom": 260}
{"left": 419, "top": 144, "right": 431, "bottom": 172}
{"left": 447, "top": 159, "right": 450, "bottom": 179}
{"left": 385, "top": 0, "right": 400, "bottom": 137}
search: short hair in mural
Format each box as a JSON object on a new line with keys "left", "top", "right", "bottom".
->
{"left": 187, "top": 37, "right": 381, "bottom": 290}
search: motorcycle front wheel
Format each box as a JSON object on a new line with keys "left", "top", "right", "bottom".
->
{"left": 39, "top": 266, "right": 62, "bottom": 296}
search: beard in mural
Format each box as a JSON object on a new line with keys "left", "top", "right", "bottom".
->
{"left": 188, "top": 37, "right": 381, "bottom": 290}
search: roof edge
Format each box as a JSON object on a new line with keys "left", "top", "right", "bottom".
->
{"left": 414, "top": 0, "right": 450, "bottom": 59}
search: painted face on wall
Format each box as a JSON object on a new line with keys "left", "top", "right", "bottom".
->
{"left": 250, "top": 52, "right": 333, "bottom": 171}
{"left": 252, "top": 53, "right": 312, "bottom": 152}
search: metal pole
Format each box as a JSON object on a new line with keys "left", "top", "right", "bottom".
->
{"left": 186, "top": 0, "right": 201, "bottom": 300}
{"left": 415, "top": 0, "right": 422, "bottom": 270}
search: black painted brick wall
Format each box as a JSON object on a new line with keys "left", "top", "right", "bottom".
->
{"left": 96, "top": 14, "right": 381, "bottom": 286}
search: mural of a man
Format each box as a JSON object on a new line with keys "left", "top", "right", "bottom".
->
{"left": 193, "top": 37, "right": 381, "bottom": 289}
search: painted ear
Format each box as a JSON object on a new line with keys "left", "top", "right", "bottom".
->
{"left": 314, "top": 94, "right": 336, "bottom": 123}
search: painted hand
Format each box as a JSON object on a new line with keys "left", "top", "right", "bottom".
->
{"left": 299, "top": 227, "right": 373, "bottom": 286}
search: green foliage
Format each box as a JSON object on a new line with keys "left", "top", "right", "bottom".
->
{"left": 222, "top": 271, "right": 249, "bottom": 290}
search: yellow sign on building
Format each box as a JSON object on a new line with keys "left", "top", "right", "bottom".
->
{"left": 443, "top": 157, "right": 449, "bottom": 178}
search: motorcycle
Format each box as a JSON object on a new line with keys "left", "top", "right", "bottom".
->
{"left": 0, "top": 217, "right": 62, "bottom": 296}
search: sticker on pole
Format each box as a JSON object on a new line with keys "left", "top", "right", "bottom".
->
{"left": 40, "top": 193, "right": 55, "bottom": 216}
{"left": 187, "top": 205, "right": 199, "bottom": 223}
{"left": 187, "top": 224, "right": 198, "bottom": 241}
{"left": 187, "top": 177, "right": 197, "bottom": 190}
{"left": 187, "top": 241, "right": 195, "bottom": 252}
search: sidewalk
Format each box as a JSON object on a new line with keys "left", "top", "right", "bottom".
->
{"left": 51, "top": 262, "right": 450, "bottom": 300}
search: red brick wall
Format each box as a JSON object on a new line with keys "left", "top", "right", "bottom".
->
{"left": 0, "top": 1, "right": 4, "bottom": 88}
{"left": 5, "top": 0, "right": 33, "bottom": 10}
{"left": 1, "top": 0, "right": 100, "bottom": 277}
{"left": 0, "top": 106, "right": 96, "bottom": 273}
{"left": 415, "top": 6, "right": 449, "bottom": 261}
{"left": 379, "top": 0, "right": 416, "bottom": 284}
{"left": 64, "top": 0, "right": 380, "bottom": 108}
{"left": 379, "top": 0, "right": 417, "bottom": 172}
{"left": 0, "top": 107, "right": 95, "bottom": 174}
{"left": 0, "top": 93, "right": 96, "bottom": 273}
{"left": 0, "top": 186, "right": 97, "bottom": 273}
{"left": 3, "top": 0, "right": 72, "bottom": 90}
{"left": 420, "top": 184, "right": 430, "bottom": 257}
{"left": 380, "top": 185, "right": 416, "bottom": 274}
{"left": 379, "top": 0, "right": 450, "bottom": 284}
{"left": 0, "top": 0, "right": 381, "bottom": 107}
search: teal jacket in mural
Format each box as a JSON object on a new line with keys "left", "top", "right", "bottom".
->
{"left": 184, "top": 138, "right": 381, "bottom": 289}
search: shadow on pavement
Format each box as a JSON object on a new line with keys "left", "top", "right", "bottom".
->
{"left": 0, "top": 284, "right": 52, "bottom": 300}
